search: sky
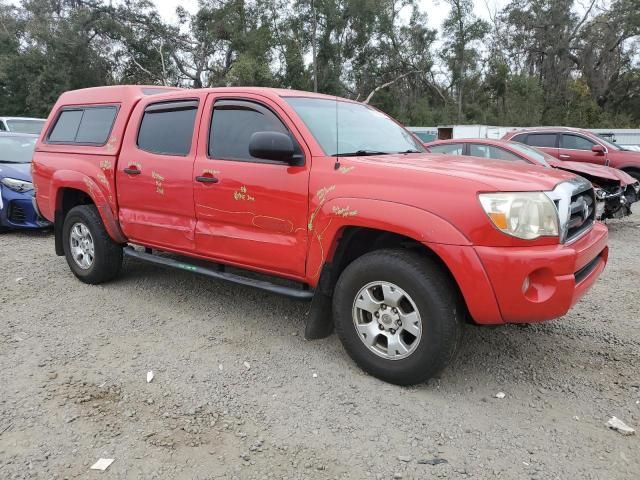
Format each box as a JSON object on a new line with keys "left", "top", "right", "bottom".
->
{"left": 152, "top": 0, "right": 510, "bottom": 31}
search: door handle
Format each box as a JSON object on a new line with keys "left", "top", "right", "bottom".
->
{"left": 559, "top": 154, "right": 571, "bottom": 159}
{"left": 124, "top": 167, "right": 141, "bottom": 175}
{"left": 195, "top": 175, "right": 219, "bottom": 184}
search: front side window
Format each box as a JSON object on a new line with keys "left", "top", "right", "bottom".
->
{"left": 469, "top": 144, "right": 524, "bottom": 162}
{"left": 137, "top": 101, "right": 198, "bottom": 156}
{"left": 561, "top": 134, "right": 595, "bottom": 151}
{"left": 48, "top": 107, "right": 116, "bottom": 145}
{"left": 209, "top": 100, "right": 294, "bottom": 162}
{"left": 428, "top": 143, "right": 464, "bottom": 155}
{"left": 507, "top": 142, "right": 551, "bottom": 167}
{"left": 510, "top": 133, "right": 528, "bottom": 144}
{"left": 527, "top": 134, "right": 557, "bottom": 148}
{"left": 285, "top": 97, "right": 424, "bottom": 156}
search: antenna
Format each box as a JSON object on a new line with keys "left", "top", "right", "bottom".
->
{"left": 334, "top": 95, "right": 340, "bottom": 170}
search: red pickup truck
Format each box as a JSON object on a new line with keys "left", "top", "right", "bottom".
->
{"left": 32, "top": 86, "right": 608, "bottom": 385}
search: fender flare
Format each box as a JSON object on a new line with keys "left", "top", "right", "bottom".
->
{"left": 305, "top": 197, "right": 471, "bottom": 282}
{"left": 51, "top": 170, "right": 127, "bottom": 244}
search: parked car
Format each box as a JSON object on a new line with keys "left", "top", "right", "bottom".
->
{"left": 32, "top": 85, "right": 608, "bottom": 385}
{"left": 0, "top": 133, "right": 51, "bottom": 231}
{"left": 424, "top": 138, "right": 640, "bottom": 220}
{"left": 502, "top": 127, "right": 640, "bottom": 181}
{"left": 0, "top": 116, "right": 46, "bottom": 134}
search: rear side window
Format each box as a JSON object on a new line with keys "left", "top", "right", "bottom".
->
{"left": 469, "top": 144, "right": 524, "bottom": 162}
{"left": 527, "top": 134, "right": 557, "bottom": 148}
{"left": 561, "top": 134, "right": 595, "bottom": 150}
{"left": 510, "top": 133, "right": 527, "bottom": 143}
{"left": 48, "top": 106, "right": 117, "bottom": 145}
{"left": 209, "top": 100, "right": 293, "bottom": 162}
{"left": 137, "top": 101, "right": 198, "bottom": 156}
{"left": 428, "top": 143, "right": 464, "bottom": 155}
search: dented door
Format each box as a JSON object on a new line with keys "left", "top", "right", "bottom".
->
{"left": 117, "top": 96, "right": 203, "bottom": 251}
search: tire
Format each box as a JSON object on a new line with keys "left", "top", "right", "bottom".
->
{"left": 623, "top": 168, "right": 640, "bottom": 182}
{"left": 62, "top": 205, "right": 123, "bottom": 284}
{"left": 333, "top": 249, "right": 463, "bottom": 386}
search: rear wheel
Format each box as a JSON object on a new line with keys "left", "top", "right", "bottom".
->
{"left": 62, "top": 205, "right": 122, "bottom": 284}
{"left": 333, "top": 249, "right": 463, "bottom": 385}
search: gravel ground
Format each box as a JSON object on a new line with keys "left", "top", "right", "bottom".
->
{"left": 1, "top": 213, "right": 639, "bottom": 480}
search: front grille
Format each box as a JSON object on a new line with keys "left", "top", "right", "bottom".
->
{"left": 566, "top": 188, "right": 595, "bottom": 242}
{"left": 8, "top": 203, "right": 27, "bottom": 224}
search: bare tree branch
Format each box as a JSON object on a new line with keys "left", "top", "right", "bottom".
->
{"left": 363, "top": 71, "right": 423, "bottom": 104}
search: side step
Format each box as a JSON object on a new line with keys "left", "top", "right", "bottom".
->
{"left": 123, "top": 247, "right": 314, "bottom": 300}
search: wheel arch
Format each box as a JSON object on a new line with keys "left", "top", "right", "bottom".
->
{"left": 304, "top": 199, "right": 476, "bottom": 339}
{"left": 52, "top": 171, "right": 126, "bottom": 255}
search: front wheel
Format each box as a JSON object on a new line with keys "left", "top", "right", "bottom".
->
{"left": 333, "top": 249, "right": 463, "bottom": 385}
{"left": 62, "top": 205, "right": 123, "bottom": 284}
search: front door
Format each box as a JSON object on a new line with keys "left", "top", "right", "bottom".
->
{"left": 117, "top": 97, "right": 202, "bottom": 251}
{"left": 193, "top": 93, "right": 311, "bottom": 279}
{"left": 558, "top": 133, "right": 607, "bottom": 165}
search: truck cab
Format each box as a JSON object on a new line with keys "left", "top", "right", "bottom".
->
{"left": 32, "top": 86, "right": 609, "bottom": 385}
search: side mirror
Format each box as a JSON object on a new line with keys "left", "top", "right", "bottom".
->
{"left": 249, "top": 131, "right": 299, "bottom": 164}
{"left": 592, "top": 144, "right": 605, "bottom": 155}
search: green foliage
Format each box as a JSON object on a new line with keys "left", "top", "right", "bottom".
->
{"left": 0, "top": 0, "right": 638, "bottom": 128}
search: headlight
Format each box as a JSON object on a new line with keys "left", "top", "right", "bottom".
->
{"left": 0, "top": 177, "right": 34, "bottom": 193}
{"left": 479, "top": 192, "right": 559, "bottom": 240}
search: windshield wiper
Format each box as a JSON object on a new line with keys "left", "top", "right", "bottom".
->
{"left": 398, "top": 149, "right": 422, "bottom": 154}
{"left": 334, "top": 150, "right": 390, "bottom": 157}
{"left": 0, "top": 160, "right": 25, "bottom": 164}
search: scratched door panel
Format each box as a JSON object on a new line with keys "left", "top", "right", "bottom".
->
{"left": 193, "top": 94, "right": 311, "bottom": 278}
{"left": 117, "top": 97, "right": 202, "bottom": 251}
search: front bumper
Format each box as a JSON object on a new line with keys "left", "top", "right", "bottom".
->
{"left": 475, "top": 222, "right": 608, "bottom": 323}
{"left": 0, "top": 186, "right": 52, "bottom": 230}
{"left": 428, "top": 222, "right": 608, "bottom": 325}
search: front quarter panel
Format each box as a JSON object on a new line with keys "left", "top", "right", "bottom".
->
{"left": 305, "top": 195, "right": 471, "bottom": 282}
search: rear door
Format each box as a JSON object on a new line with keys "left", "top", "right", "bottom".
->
{"left": 559, "top": 133, "right": 607, "bottom": 165}
{"left": 117, "top": 97, "right": 202, "bottom": 251}
{"left": 192, "top": 93, "right": 311, "bottom": 278}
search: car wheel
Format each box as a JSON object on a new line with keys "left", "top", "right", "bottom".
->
{"left": 62, "top": 205, "right": 123, "bottom": 284}
{"left": 623, "top": 168, "right": 640, "bottom": 182}
{"left": 333, "top": 249, "right": 463, "bottom": 386}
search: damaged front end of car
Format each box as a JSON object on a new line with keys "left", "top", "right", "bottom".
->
{"left": 594, "top": 181, "right": 639, "bottom": 220}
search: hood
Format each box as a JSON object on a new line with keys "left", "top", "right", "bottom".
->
{"left": 354, "top": 153, "right": 578, "bottom": 192}
{"left": 547, "top": 159, "right": 636, "bottom": 186}
{"left": 0, "top": 162, "right": 32, "bottom": 182}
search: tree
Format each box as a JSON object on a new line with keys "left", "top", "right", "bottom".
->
{"left": 442, "top": 0, "right": 489, "bottom": 122}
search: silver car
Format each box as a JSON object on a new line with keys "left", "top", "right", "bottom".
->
{"left": 0, "top": 117, "right": 46, "bottom": 135}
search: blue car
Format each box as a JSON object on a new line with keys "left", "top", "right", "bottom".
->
{"left": 0, "top": 132, "right": 51, "bottom": 231}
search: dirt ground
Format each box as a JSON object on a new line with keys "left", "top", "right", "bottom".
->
{"left": 1, "top": 213, "right": 639, "bottom": 480}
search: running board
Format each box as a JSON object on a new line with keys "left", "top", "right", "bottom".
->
{"left": 123, "top": 247, "right": 314, "bottom": 300}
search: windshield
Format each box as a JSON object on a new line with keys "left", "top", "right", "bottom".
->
{"left": 284, "top": 97, "right": 425, "bottom": 156}
{"left": 597, "top": 136, "right": 621, "bottom": 151}
{"left": 0, "top": 136, "right": 37, "bottom": 163}
{"left": 507, "top": 142, "right": 551, "bottom": 167}
{"left": 6, "top": 119, "right": 45, "bottom": 134}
